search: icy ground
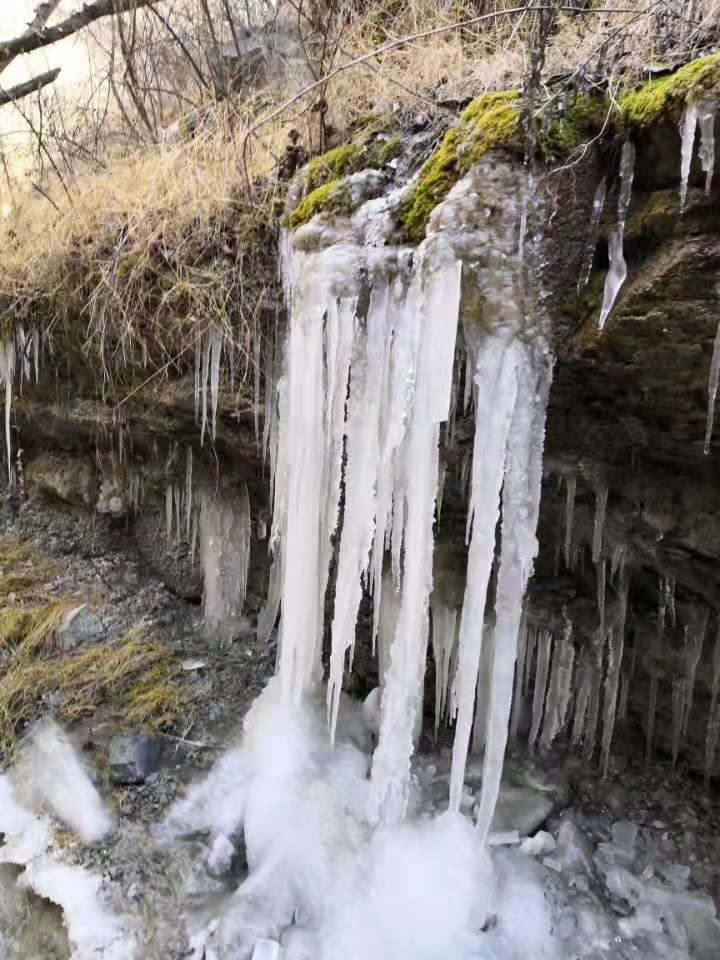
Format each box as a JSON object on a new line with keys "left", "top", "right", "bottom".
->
{"left": 1, "top": 686, "right": 720, "bottom": 960}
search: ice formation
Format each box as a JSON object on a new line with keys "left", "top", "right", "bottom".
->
{"left": 704, "top": 316, "right": 720, "bottom": 454}
{"left": 269, "top": 162, "right": 552, "bottom": 837}
{"left": 199, "top": 483, "right": 251, "bottom": 642}
{"left": 0, "top": 724, "right": 135, "bottom": 960}
{"left": 577, "top": 176, "right": 607, "bottom": 290}
{"left": 598, "top": 140, "right": 635, "bottom": 330}
{"left": 679, "top": 102, "right": 699, "bottom": 211}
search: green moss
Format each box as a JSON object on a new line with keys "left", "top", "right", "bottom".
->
{"left": 543, "top": 92, "right": 613, "bottom": 158}
{"left": 619, "top": 54, "right": 720, "bottom": 127}
{"left": 305, "top": 143, "right": 362, "bottom": 191}
{"left": 399, "top": 93, "right": 522, "bottom": 243}
{"left": 287, "top": 179, "right": 351, "bottom": 228}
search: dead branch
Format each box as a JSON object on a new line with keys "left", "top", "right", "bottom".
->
{"left": 0, "top": 68, "right": 62, "bottom": 106}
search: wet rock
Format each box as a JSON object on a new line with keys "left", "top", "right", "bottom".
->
{"left": 488, "top": 785, "right": 554, "bottom": 836}
{"left": 58, "top": 604, "right": 105, "bottom": 650}
{"left": 109, "top": 734, "right": 164, "bottom": 785}
{"left": 26, "top": 451, "right": 98, "bottom": 508}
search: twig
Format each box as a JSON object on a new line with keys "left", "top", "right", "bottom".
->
{"left": 239, "top": 5, "right": 649, "bottom": 189}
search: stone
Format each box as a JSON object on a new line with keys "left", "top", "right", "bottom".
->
{"left": 520, "top": 830, "right": 557, "bottom": 857}
{"left": 26, "top": 452, "right": 98, "bottom": 508}
{"left": 58, "top": 605, "right": 105, "bottom": 651}
{"left": 109, "top": 734, "right": 164, "bottom": 785}
{"left": 488, "top": 785, "right": 554, "bottom": 836}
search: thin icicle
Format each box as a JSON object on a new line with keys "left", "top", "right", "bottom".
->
{"left": 564, "top": 474, "right": 576, "bottom": 570}
{"left": 598, "top": 140, "right": 635, "bottom": 329}
{"left": 185, "top": 447, "right": 193, "bottom": 537}
{"left": 703, "top": 317, "right": 720, "bottom": 454}
{"left": 472, "top": 624, "right": 495, "bottom": 755}
{"left": 600, "top": 568, "right": 630, "bottom": 776}
{"left": 646, "top": 674, "right": 658, "bottom": 762}
{"left": 592, "top": 485, "right": 608, "bottom": 563}
{"left": 679, "top": 102, "right": 699, "bottom": 212}
{"left": 583, "top": 629, "right": 605, "bottom": 762}
{"left": 571, "top": 652, "right": 592, "bottom": 747}
{"left": 431, "top": 600, "right": 458, "bottom": 740}
{"left": 597, "top": 557, "right": 606, "bottom": 634}
{"left": 672, "top": 677, "right": 685, "bottom": 767}
{"left": 200, "top": 331, "right": 211, "bottom": 445}
{"left": 210, "top": 330, "right": 222, "bottom": 443}
{"left": 698, "top": 100, "right": 716, "bottom": 195}
{"left": 253, "top": 333, "right": 261, "bottom": 448}
{"left": 578, "top": 177, "right": 607, "bottom": 290}
{"left": 529, "top": 629, "right": 552, "bottom": 749}
{"left": 541, "top": 617, "right": 575, "bottom": 751}
{"left": 165, "top": 484, "right": 173, "bottom": 548}
{"left": 704, "top": 622, "right": 720, "bottom": 784}
{"left": 509, "top": 614, "right": 528, "bottom": 740}
{"left": 682, "top": 606, "right": 707, "bottom": 737}
{"left": 0, "top": 337, "right": 15, "bottom": 485}
{"left": 618, "top": 670, "right": 630, "bottom": 724}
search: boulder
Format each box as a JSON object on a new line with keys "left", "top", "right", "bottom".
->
{"left": 58, "top": 605, "right": 105, "bottom": 651}
{"left": 109, "top": 734, "right": 164, "bottom": 785}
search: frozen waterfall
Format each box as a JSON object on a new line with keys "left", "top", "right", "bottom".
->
{"left": 270, "top": 163, "right": 552, "bottom": 834}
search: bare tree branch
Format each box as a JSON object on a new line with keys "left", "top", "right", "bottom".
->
{"left": 0, "top": 1, "right": 63, "bottom": 75}
{"left": 0, "top": 0, "right": 159, "bottom": 63}
{"left": 0, "top": 68, "right": 61, "bottom": 106}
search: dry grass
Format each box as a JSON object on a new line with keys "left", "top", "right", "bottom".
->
{"left": 0, "top": 0, "right": 716, "bottom": 395}
{"left": 0, "top": 627, "right": 192, "bottom": 761}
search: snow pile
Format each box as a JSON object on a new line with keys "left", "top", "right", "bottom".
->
{"left": 0, "top": 723, "right": 136, "bottom": 960}
{"left": 163, "top": 681, "right": 560, "bottom": 960}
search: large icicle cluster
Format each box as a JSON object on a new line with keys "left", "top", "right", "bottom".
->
{"left": 0, "top": 326, "right": 41, "bottom": 485}
{"left": 268, "top": 161, "right": 552, "bottom": 832}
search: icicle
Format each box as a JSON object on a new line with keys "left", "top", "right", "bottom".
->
{"left": 190, "top": 509, "right": 198, "bottom": 565}
{"left": 0, "top": 337, "right": 15, "bottom": 485}
{"left": 473, "top": 342, "right": 552, "bottom": 843}
{"left": 646, "top": 674, "right": 658, "bottom": 762}
{"left": 571, "top": 651, "right": 592, "bottom": 747}
{"left": 372, "top": 259, "right": 460, "bottom": 823}
{"left": 210, "top": 330, "right": 222, "bottom": 443}
{"left": 597, "top": 557, "right": 606, "bottom": 634}
{"left": 522, "top": 622, "right": 537, "bottom": 699}
{"left": 174, "top": 484, "right": 181, "bottom": 544}
{"left": 185, "top": 447, "right": 193, "bottom": 536}
{"left": 463, "top": 348, "right": 473, "bottom": 413}
{"left": 165, "top": 484, "right": 173, "bottom": 548}
{"left": 200, "top": 332, "right": 211, "bottom": 445}
{"left": 611, "top": 543, "right": 626, "bottom": 583}
{"left": 564, "top": 474, "right": 576, "bottom": 570}
{"left": 447, "top": 337, "right": 522, "bottom": 810}
{"left": 436, "top": 461, "right": 447, "bottom": 523}
{"left": 253, "top": 333, "right": 261, "bottom": 448}
{"left": 583, "top": 629, "right": 606, "bottom": 762}
{"left": 618, "top": 670, "right": 630, "bottom": 723}
{"left": 671, "top": 677, "right": 685, "bottom": 767}
{"left": 328, "top": 280, "right": 393, "bottom": 742}
{"left": 698, "top": 100, "right": 716, "bottom": 195}
{"left": 577, "top": 177, "right": 607, "bottom": 290}
{"left": 257, "top": 554, "right": 281, "bottom": 644}
{"left": 431, "top": 600, "right": 458, "bottom": 740}
{"left": 600, "top": 568, "right": 630, "bottom": 776}
{"left": 592, "top": 485, "right": 608, "bottom": 563}
{"left": 679, "top": 102, "right": 699, "bottom": 212}
{"left": 262, "top": 333, "right": 275, "bottom": 471}
{"left": 194, "top": 336, "right": 201, "bottom": 422}
{"left": 472, "top": 624, "right": 495, "bottom": 754}
{"left": 705, "top": 622, "right": 720, "bottom": 784}
{"left": 529, "top": 629, "right": 552, "bottom": 749}
{"left": 541, "top": 617, "right": 575, "bottom": 751}
{"left": 703, "top": 317, "right": 720, "bottom": 454}
{"left": 682, "top": 606, "right": 707, "bottom": 737}
{"left": 598, "top": 140, "right": 635, "bottom": 329}
{"left": 510, "top": 613, "right": 528, "bottom": 739}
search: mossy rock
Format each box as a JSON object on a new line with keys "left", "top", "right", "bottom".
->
{"left": 399, "top": 92, "right": 522, "bottom": 243}
{"left": 619, "top": 55, "right": 720, "bottom": 127}
{"left": 287, "top": 179, "right": 352, "bottom": 228}
{"left": 287, "top": 128, "right": 401, "bottom": 228}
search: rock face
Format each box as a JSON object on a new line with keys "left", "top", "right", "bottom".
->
{"left": 6, "top": 63, "right": 720, "bottom": 786}
{"left": 109, "top": 734, "right": 165, "bottom": 785}
{"left": 58, "top": 605, "right": 105, "bottom": 651}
